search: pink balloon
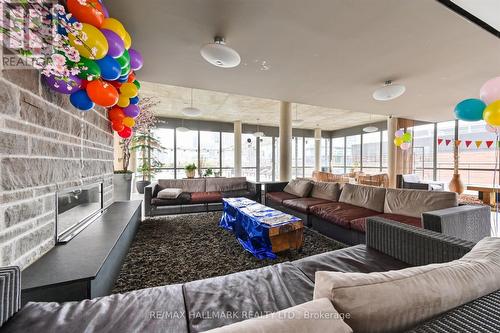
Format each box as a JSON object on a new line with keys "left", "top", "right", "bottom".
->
{"left": 486, "top": 124, "right": 500, "bottom": 134}
{"left": 400, "top": 142, "right": 411, "bottom": 150}
{"left": 480, "top": 76, "right": 500, "bottom": 105}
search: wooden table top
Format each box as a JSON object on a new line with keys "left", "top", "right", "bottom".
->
{"left": 467, "top": 184, "right": 500, "bottom": 191}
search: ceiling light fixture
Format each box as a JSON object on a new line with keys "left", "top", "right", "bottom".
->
{"left": 176, "top": 119, "right": 190, "bottom": 132}
{"left": 292, "top": 104, "right": 304, "bottom": 127}
{"left": 182, "top": 88, "right": 202, "bottom": 117}
{"left": 253, "top": 119, "right": 264, "bottom": 138}
{"left": 363, "top": 114, "right": 378, "bottom": 133}
{"left": 200, "top": 36, "right": 241, "bottom": 68}
{"left": 373, "top": 80, "right": 406, "bottom": 101}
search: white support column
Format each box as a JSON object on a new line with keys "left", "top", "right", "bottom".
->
{"left": 314, "top": 128, "right": 321, "bottom": 172}
{"left": 234, "top": 121, "right": 242, "bottom": 177}
{"left": 387, "top": 116, "right": 398, "bottom": 188}
{"left": 279, "top": 101, "right": 292, "bottom": 181}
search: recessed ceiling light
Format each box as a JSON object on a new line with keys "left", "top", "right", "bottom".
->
{"left": 200, "top": 36, "right": 241, "bottom": 68}
{"left": 373, "top": 80, "right": 406, "bottom": 101}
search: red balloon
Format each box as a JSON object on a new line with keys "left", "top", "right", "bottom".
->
{"left": 109, "top": 80, "right": 122, "bottom": 89}
{"left": 108, "top": 107, "right": 125, "bottom": 122}
{"left": 80, "top": 79, "right": 89, "bottom": 90}
{"left": 67, "top": 0, "right": 105, "bottom": 28}
{"left": 127, "top": 72, "right": 136, "bottom": 83}
{"left": 112, "top": 121, "right": 125, "bottom": 132}
{"left": 118, "top": 126, "right": 132, "bottom": 139}
{"left": 87, "top": 80, "right": 119, "bottom": 107}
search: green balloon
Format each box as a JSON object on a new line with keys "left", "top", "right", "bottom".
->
{"left": 121, "top": 63, "right": 131, "bottom": 76}
{"left": 133, "top": 80, "right": 141, "bottom": 90}
{"left": 402, "top": 132, "right": 412, "bottom": 143}
{"left": 116, "top": 53, "right": 130, "bottom": 69}
{"left": 76, "top": 57, "right": 101, "bottom": 81}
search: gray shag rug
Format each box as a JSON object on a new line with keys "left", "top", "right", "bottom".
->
{"left": 113, "top": 211, "right": 345, "bottom": 293}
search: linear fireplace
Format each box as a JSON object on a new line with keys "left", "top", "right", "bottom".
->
{"left": 56, "top": 182, "right": 104, "bottom": 244}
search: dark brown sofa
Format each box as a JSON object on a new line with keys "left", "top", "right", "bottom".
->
{"left": 265, "top": 180, "right": 490, "bottom": 245}
{"left": 145, "top": 177, "right": 260, "bottom": 216}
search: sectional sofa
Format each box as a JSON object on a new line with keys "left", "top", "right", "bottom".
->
{"left": 265, "top": 179, "right": 490, "bottom": 244}
{"left": 144, "top": 177, "right": 260, "bottom": 216}
{"left": 2, "top": 218, "right": 499, "bottom": 332}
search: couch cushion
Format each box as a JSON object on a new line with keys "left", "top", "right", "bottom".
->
{"left": 310, "top": 181, "right": 342, "bottom": 201}
{"left": 157, "top": 188, "right": 183, "bottom": 199}
{"left": 191, "top": 191, "right": 222, "bottom": 203}
{"left": 157, "top": 179, "right": 206, "bottom": 193}
{"left": 339, "top": 184, "right": 386, "bottom": 212}
{"left": 183, "top": 262, "right": 314, "bottom": 333}
{"left": 310, "top": 202, "right": 382, "bottom": 229}
{"left": 266, "top": 192, "right": 299, "bottom": 204}
{"left": 384, "top": 188, "right": 458, "bottom": 218}
{"left": 350, "top": 213, "right": 422, "bottom": 233}
{"left": 292, "top": 245, "right": 410, "bottom": 282}
{"left": 221, "top": 189, "right": 253, "bottom": 198}
{"left": 1, "top": 284, "right": 188, "bottom": 333}
{"left": 206, "top": 177, "right": 247, "bottom": 192}
{"left": 284, "top": 179, "right": 313, "bottom": 197}
{"left": 203, "top": 298, "right": 353, "bottom": 333}
{"left": 313, "top": 237, "right": 500, "bottom": 333}
{"left": 282, "top": 198, "right": 332, "bottom": 214}
{"left": 151, "top": 192, "right": 191, "bottom": 206}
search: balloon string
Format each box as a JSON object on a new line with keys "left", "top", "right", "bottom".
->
{"left": 494, "top": 134, "right": 499, "bottom": 236}
{"left": 80, "top": 111, "right": 85, "bottom": 185}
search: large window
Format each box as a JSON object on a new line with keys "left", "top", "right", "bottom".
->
{"left": 260, "top": 137, "right": 274, "bottom": 181}
{"left": 292, "top": 137, "right": 304, "bottom": 178}
{"left": 412, "top": 124, "right": 434, "bottom": 180}
{"left": 436, "top": 121, "right": 455, "bottom": 183}
{"left": 346, "top": 135, "right": 361, "bottom": 171}
{"left": 242, "top": 134, "right": 257, "bottom": 180}
{"left": 321, "top": 138, "right": 331, "bottom": 171}
{"left": 221, "top": 132, "right": 234, "bottom": 177}
{"left": 199, "top": 131, "right": 220, "bottom": 176}
{"left": 331, "top": 137, "right": 345, "bottom": 174}
{"left": 362, "top": 132, "right": 381, "bottom": 172}
{"left": 154, "top": 128, "right": 175, "bottom": 179}
{"left": 381, "top": 131, "right": 388, "bottom": 171}
{"left": 304, "top": 138, "right": 315, "bottom": 178}
{"left": 176, "top": 130, "right": 199, "bottom": 177}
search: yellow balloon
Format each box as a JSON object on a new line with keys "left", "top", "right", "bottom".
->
{"left": 117, "top": 94, "right": 130, "bottom": 108}
{"left": 123, "top": 31, "right": 132, "bottom": 49}
{"left": 394, "top": 137, "right": 404, "bottom": 147}
{"left": 101, "top": 18, "right": 126, "bottom": 40}
{"left": 69, "top": 23, "right": 108, "bottom": 60}
{"left": 483, "top": 100, "right": 500, "bottom": 127}
{"left": 120, "top": 83, "right": 138, "bottom": 98}
{"left": 122, "top": 117, "right": 135, "bottom": 128}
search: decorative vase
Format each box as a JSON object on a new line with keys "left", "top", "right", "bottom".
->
{"left": 136, "top": 180, "right": 151, "bottom": 194}
{"left": 448, "top": 173, "right": 464, "bottom": 194}
{"left": 186, "top": 170, "right": 195, "bottom": 178}
{"left": 113, "top": 173, "right": 132, "bottom": 201}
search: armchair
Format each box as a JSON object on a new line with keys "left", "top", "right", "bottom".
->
{"left": 398, "top": 174, "right": 445, "bottom": 191}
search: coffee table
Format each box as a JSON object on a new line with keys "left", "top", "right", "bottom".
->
{"left": 220, "top": 197, "right": 304, "bottom": 259}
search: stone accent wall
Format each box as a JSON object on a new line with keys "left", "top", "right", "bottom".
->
{"left": 0, "top": 66, "right": 114, "bottom": 269}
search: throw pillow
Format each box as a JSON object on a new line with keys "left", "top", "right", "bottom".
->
{"left": 157, "top": 188, "right": 183, "bottom": 199}
{"left": 284, "top": 179, "right": 313, "bottom": 197}
{"left": 338, "top": 183, "right": 386, "bottom": 212}
{"left": 310, "top": 182, "right": 342, "bottom": 201}
{"left": 313, "top": 237, "right": 500, "bottom": 333}
{"left": 203, "top": 298, "right": 352, "bottom": 333}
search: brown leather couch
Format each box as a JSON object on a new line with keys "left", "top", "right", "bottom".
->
{"left": 145, "top": 177, "right": 260, "bottom": 216}
{"left": 265, "top": 180, "right": 490, "bottom": 245}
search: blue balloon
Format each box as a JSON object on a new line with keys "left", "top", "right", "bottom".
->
{"left": 454, "top": 98, "right": 486, "bottom": 122}
{"left": 130, "top": 96, "right": 140, "bottom": 105}
{"left": 70, "top": 90, "right": 94, "bottom": 111}
{"left": 117, "top": 75, "right": 128, "bottom": 83}
{"left": 96, "top": 55, "right": 121, "bottom": 81}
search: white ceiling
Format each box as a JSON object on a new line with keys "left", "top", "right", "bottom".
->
{"left": 140, "top": 82, "right": 387, "bottom": 130}
{"left": 106, "top": 0, "right": 500, "bottom": 124}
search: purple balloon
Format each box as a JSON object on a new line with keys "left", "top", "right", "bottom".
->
{"left": 44, "top": 74, "right": 81, "bottom": 94}
{"left": 128, "top": 48, "right": 144, "bottom": 71}
{"left": 101, "top": 4, "right": 109, "bottom": 18}
{"left": 124, "top": 104, "right": 140, "bottom": 118}
{"left": 101, "top": 29, "right": 125, "bottom": 58}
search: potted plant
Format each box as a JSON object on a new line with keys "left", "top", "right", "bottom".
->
{"left": 185, "top": 163, "right": 197, "bottom": 178}
{"left": 203, "top": 168, "right": 213, "bottom": 177}
{"left": 113, "top": 137, "right": 134, "bottom": 201}
{"left": 132, "top": 132, "right": 164, "bottom": 193}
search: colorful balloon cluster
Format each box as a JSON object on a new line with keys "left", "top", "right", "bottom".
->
{"left": 45, "top": 0, "right": 144, "bottom": 139}
{"left": 454, "top": 77, "right": 500, "bottom": 134}
{"left": 393, "top": 129, "right": 412, "bottom": 150}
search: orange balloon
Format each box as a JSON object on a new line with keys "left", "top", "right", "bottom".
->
{"left": 67, "top": 0, "right": 105, "bottom": 28}
{"left": 127, "top": 72, "right": 136, "bottom": 83}
{"left": 87, "top": 80, "right": 119, "bottom": 107}
{"left": 108, "top": 107, "right": 125, "bottom": 122}
{"left": 112, "top": 121, "right": 125, "bottom": 132}
{"left": 122, "top": 117, "right": 135, "bottom": 128}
